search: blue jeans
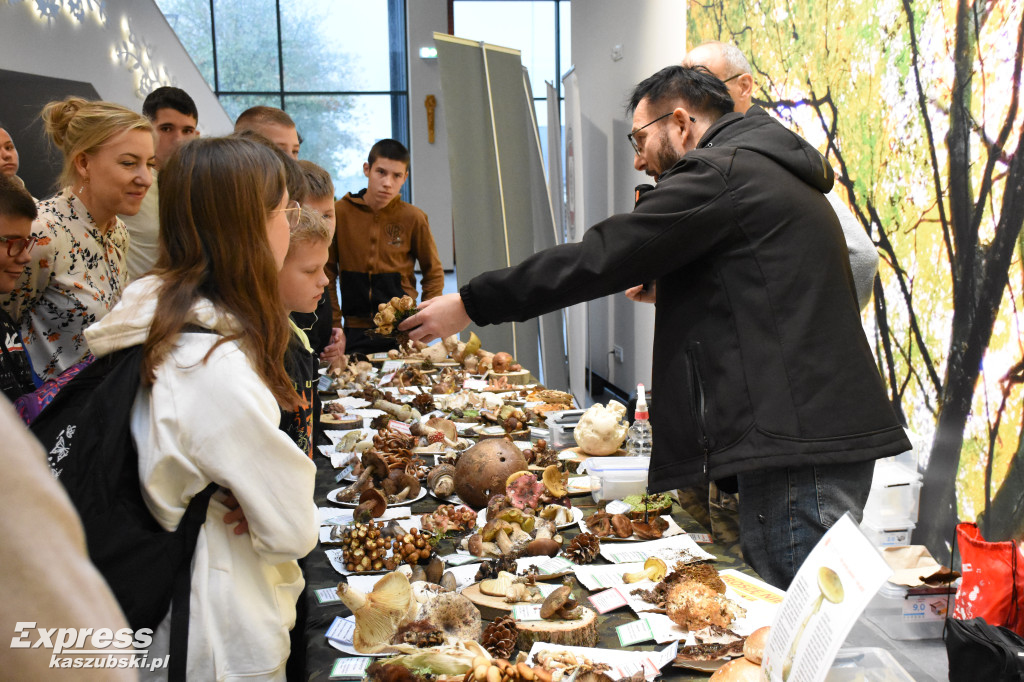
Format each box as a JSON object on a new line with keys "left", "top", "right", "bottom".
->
{"left": 736, "top": 459, "right": 874, "bottom": 589}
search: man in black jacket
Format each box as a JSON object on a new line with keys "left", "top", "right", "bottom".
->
{"left": 400, "top": 66, "right": 909, "bottom": 588}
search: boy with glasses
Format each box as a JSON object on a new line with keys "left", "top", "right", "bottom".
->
{"left": 0, "top": 175, "right": 38, "bottom": 400}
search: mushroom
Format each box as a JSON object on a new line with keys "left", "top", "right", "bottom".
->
{"left": 425, "top": 555, "right": 445, "bottom": 584}
{"left": 336, "top": 450, "right": 390, "bottom": 503}
{"left": 505, "top": 472, "right": 545, "bottom": 510}
{"left": 388, "top": 472, "right": 421, "bottom": 503}
{"left": 584, "top": 511, "right": 612, "bottom": 537}
{"left": 417, "top": 591, "right": 482, "bottom": 642}
{"left": 354, "top": 488, "right": 388, "bottom": 523}
{"left": 623, "top": 557, "right": 668, "bottom": 584}
{"left": 479, "top": 571, "right": 516, "bottom": 597}
{"left": 454, "top": 439, "right": 528, "bottom": 509}
{"left": 492, "top": 351, "right": 513, "bottom": 373}
{"left": 541, "top": 465, "right": 567, "bottom": 497}
{"left": 466, "top": 533, "right": 501, "bottom": 558}
{"left": 610, "top": 514, "right": 633, "bottom": 538}
{"left": 539, "top": 584, "right": 582, "bottom": 620}
{"left": 427, "top": 464, "right": 456, "bottom": 497}
{"left": 573, "top": 401, "right": 628, "bottom": 455}
{"left": 495, "top": 529, "right": 515, "bottom": 555}
{"left": 336, "top": 571, "right": 416, "bottom": 653}
{"left": 525, "top": 537, "right": 561, "bottom": 557}
{"left": 439, "top": 571, "right": 458, "bottom": 592}
{"left": 485, "top": 494, "right": 510, "bottom": 521}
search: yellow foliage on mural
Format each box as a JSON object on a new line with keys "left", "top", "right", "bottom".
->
{"left": 688, "top": 0, "right": 1024, "bottom": 557}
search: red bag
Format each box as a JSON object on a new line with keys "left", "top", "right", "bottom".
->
{"left": 953, "top": 522, "right": 1024, "bottom": 635}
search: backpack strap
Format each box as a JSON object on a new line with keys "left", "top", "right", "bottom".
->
{"left": 167, "top": 481, "right": 218, "bottom": 682}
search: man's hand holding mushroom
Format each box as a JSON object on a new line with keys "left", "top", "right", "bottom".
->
{"left": 399, "top": 293, "right": 471, "bottom": 344}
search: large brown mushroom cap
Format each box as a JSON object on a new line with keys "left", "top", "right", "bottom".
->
{"left": 454, "top": 439, "right": 528, "bottom": 509}
{"left": 355, "top": 488, "right": 388, "bottom": 521}
{"left": 392, "top": 472, "right": 421, "bottom": 501}
{"left": 540, "top": 585, "right": 572, "bottom": 619}
{"left": 361, "top": 450, "right": 390, "bottom": 483}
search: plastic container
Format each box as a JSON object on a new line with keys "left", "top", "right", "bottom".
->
{"left": 863, "top": 581, "right": 952, "bottom": 640}
{"left": 581, "top": 457, "right": 650, "bottom": 502}
{"left": 825, "top": 647, "right": 915, "bottom": 681}
{"left": 860, "top": 518, "right": 915, "bottom": 547}
{"left": 862, "top": 461, "right": 923, "bottom": 525}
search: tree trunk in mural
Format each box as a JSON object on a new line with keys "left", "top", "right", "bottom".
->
{"left": 688, "top": 0, "right": 1024, "bottom": 564}
{"left": 917, "top": 0, "right": 1024, "bottom": 560}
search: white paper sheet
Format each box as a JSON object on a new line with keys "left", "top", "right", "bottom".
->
{"left": 761, "top": 513, "right": 894, "bottom": 682}
{"left": 598, "top": 533, "right": 716, "bottom": 564}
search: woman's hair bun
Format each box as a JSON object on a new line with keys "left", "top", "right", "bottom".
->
{"left": 41, "top": 97, "right": 88, "bottom": 150}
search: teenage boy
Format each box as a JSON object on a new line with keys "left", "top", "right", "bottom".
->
{"left": 326, "top": 139, "right": 444, "bottom": 354}
{"left": 294, "top": 160, "right": 344, "bottom": 364}
{"left": 278, "top": 206, "right": 331, "bottom": 457}
{"left": 0, "top": 175, "right": 38, "bottom": 401}
{"left": 121, "top": 87, "right": 199, "bottom": 280}
{"left": 234, "top": 106, "right": 301, "bottom": 159}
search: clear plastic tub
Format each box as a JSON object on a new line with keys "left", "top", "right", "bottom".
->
{"left": 863, "top": 581, "right": 952, "bottom": 640}
{"left": 862, "top": 461, "right": 923, "bottom": 524}
{"left": 860, "top": 518, "right": 915, "bottom": 547}
{"left": 581, "top": 457, "right": 650, "bottom": 502}
{"left": 826, "top": 647, "right": 915, "bottom": 681}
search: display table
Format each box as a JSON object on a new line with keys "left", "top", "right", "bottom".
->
{"left": 298, "top": 448, "right": 947, "bottom": 681}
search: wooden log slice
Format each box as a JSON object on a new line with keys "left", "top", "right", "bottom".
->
{"left": 320, "top": 413, "right": 363, "bottom": 429}
{"left": 514, "top": 607, "right": 599, "bottom": 650}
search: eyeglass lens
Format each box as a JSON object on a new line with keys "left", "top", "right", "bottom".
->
{"left": 2, "top": 236, "right": 36, "bottom": 256}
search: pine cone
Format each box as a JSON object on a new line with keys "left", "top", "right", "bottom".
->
{"left": 563, "top": 532, "right": 601, "bottom": 564}
{"left": 481, "top": 615, "right": 518, "bottom": 659}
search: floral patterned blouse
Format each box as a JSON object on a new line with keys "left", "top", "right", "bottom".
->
{"left": 1, "top": 190, "right": 129, "bottom": 381}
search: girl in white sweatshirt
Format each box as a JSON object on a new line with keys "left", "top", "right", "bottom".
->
{"left": 85, "top": 136, "right": 317, "bottom": 681}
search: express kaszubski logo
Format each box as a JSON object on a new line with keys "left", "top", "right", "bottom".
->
{"left": 10, "top": 623, "right": 168, "bottom": 671}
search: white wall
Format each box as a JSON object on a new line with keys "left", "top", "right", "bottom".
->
{"left": 0, "top": 1, "right": 231, "bottom": 134}
{"left": 407, "top": 0, "right": 455, "bottom": 271}
{"left": 570, "top": 0, "right": 687, "bottom": 395}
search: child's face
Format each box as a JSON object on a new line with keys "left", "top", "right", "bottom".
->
{"left": 362, "top": 157, "right": 408, "bottom": 211}
{"left": 151, "top": 107, "right": 198, "bottom": 169}
{"left": 0, "top": 213, "right": 34, "bottom": 294}
{"left": 304, "top": 195, "right": 336, "bottom": 238}
{"left": 279, "top": 239, "right": 330, "bottom": 313}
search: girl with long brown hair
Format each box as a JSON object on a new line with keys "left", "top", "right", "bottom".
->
{"left": 85, "top": 136, "right": 316, "bottom": 681}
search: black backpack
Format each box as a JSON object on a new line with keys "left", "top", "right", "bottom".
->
{"left": 946, "top": 617, "right": 1024, "bottom": 681}
{"left": 30, "top": 343, "right": 216, "bottom": 682}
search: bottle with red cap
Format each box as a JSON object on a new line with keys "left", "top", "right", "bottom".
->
{"left": 625, "top": 383, "right": 652, "bottom": 458}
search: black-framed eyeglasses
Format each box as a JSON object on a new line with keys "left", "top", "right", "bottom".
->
{"left": 721, "top": 73, "right": 742, "bottom": 84}
{"left": 272, "top": 199, "right": 301, "bottom": 230}
{"left": 628, "top": 112, "right": 697, "bottom": 155}
{"left": 0, "top": 235, "right": 37, "bottom": 257}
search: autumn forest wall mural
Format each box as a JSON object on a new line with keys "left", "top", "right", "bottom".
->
{"left": 687, "top": 0, "right": 1024, "bottom": 561}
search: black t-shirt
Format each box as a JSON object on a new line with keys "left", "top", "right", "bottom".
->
{"left": 279, "top": 330, "right": 320, "bottom": 457}
{"left": 0, "top": 308, "right": 35, "bottom": 401}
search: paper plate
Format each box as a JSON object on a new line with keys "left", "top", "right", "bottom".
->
{"left": 476, "top": 505, "right": 582, "bottom": 531}
{"left": 327, "top": 486, "right": 428, "bottom": 506}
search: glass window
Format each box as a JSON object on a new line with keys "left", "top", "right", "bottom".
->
{"left": 212, "top": 0, "right": 281, "bottom": 92}
{"left": 453, "top": 1, "right": 557, "bottom": 99}
{"left": 286, "top": 94, "right": 408, "bottom": 198}
{"left": 217, "top": 94, "right": 283, "bottom": 123}
{"left": 279, "top": 0, "right": 395, "bottom": 92}
{"left": 155, "top": 0, "right": 215, "bottom": 89}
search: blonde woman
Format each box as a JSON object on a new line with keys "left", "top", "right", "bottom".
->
{"left": 1, "top": 97, "right": 154, "bottom": 381}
